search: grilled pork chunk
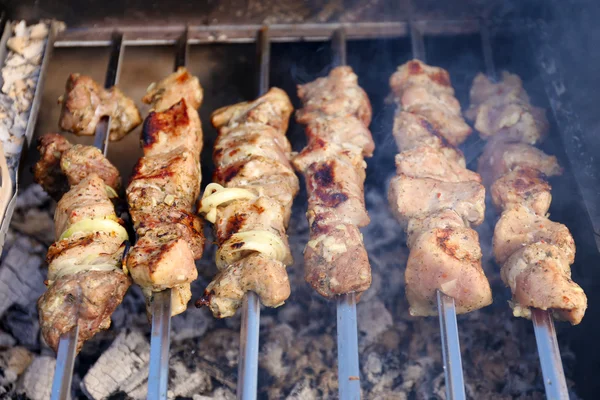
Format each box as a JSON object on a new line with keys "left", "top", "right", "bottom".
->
{"left": 293, "top": 66, "right": 374, "bottom": 298}
{"left": 472, "top": 71, "right": 586, "bottom": 324}
{"left": 38, "top": 173, "right": 130, "bottom": 352}
{"left": 197, "top": 88, "right": 297, "bottom": 317}
{"left": 466, "top": 72, "right": 549, "bottom": 145}
{"left": 388, "top": 60, "right": 492, "bottom": 316}
{"left": 59, "top": 73, "right": 142, "bottom": 141}
{"left": 142, "top": 67, "right": 203, "bottom": 112}
{"left": 126, "top": 69, "right": 205, "bottom": 316}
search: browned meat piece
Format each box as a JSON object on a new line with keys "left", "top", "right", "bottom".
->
{"left": 33, "top": 133, "right": 72, "bottom": 200}
{"left": 406, "top": 227, "right": 492, "bottom": 316}
{"left": 304, "top": 116, "right": 374, "bottom": 157}
{"left": 142, "top": 99, "right": 203, "bottom": 157}
{"left": 212, "top": 87, "right": 293, "bottom": 134}
{"left": 388, "top": 174, "right": 485, "bottom": 228}
{"left": 389, "top": 59, "right": 455, "bottom": 98}
{"left": 126, "top": 71, "right": 205, "bottom": 317}
{"left": 304, "top": 218, "right": 371, "bottom": 297}
{"left": 61, "top": 144, "right": 121, "bottom": 191}
{"left": 294, "top": 142, "right": 369, "bottom": 228}
{"left": 490, "top": 167, "right": 551, "bottom": 216}
{"left": 388, "top": 60, "right": 492, "bottom": 315}
{"left": 59, "top": 73, "right": 142, "bottom": 141}
{"left": 392, "top": 110, "right": 466, "bottom": 166}
{"left": 395, "top": 146, "right": 480, "bottom": 183}
{"left": 493, "top": 205, "right": 575, "bottom": 265}
{"left": 198, "top": 89, "right": 297, "bottom": 317}
{"left": 142, "top": 67, "right": 203, "bottom": 112}
{"left": 34, "top": 134, "right": 121, "bottom": 200}
{"left": 198, "top": 253, "right": 290, "bottom": 318}
{"left": 296, "top": 66, "right": 372, "bottom": 127}
{"left": 501, "top": 242, "right": 586, "bottom": 325}
{"left": 127, "top": 149, "right": 201, "bottom": 217}
{"left": 478, "top": 137, "right": 562, "bottom": 185}
{"left": 292, "top": 66, "right": 374, "bottom": 299}
{"left": 466, "top": 72, "right": 548, "bottom": 145}
{"left": 38, "top": 269, "right": 130, "bottom": 352}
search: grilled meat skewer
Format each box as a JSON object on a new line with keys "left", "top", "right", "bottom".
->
{"left": 470, "top": 73, "right": 587, "bottom": 324}
{"left": 59, "top": 73, "right": 142, "bottom": 141}
{"left": 197, "top": 88, "right": 298, "bottom": 318}
{"left": 387, "top": 60, "right": 492, "bottom": 316}
{"left": 34, "top": 139, "right": 130, "bottom": 352}
{"left": 126, "top": 67, "right": 204, "bottom": 316}
{"left": 292, "top": 66, "right": 374, "bottom": 298}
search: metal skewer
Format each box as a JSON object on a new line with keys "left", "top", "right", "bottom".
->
{"left": 50, "top": 32, "right": 124, "bottom": 400}
{"left": 147, "top": 27, "right": 189, "bottom": 400}
{"left": 330, "top": 27, "right": 361, "bottom": 400}
{"left": 409, "top": 21, "right": 467, "bottom": 400}
{"left": 236, "top": 26, "right": 270, "bottom": 400}
{"left": 479, "top": 19, "right": 569, "bottom": 400}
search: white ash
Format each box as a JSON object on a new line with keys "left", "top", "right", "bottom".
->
{"left": 0, "top": 21, "right": 49, "bottom": 177}
{"left": 16, "top": 355, "right": 55, "bottom": 400}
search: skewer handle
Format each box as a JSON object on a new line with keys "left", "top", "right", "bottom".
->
{"left": 437, "top": 291, "right": 466, "bottom": 400}
{"left": 532, "top": 309, "right": 570, "bottom": 400}
{"left": 50, "top": 325, "right": 79, "bottom": 400}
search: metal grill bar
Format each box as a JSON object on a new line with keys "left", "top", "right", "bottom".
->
{"left": 236, "top": 26, "right": 270, "bottom": 400}
{"left": 479, "top": 20, "right": 570, "bottom": 400}
{"left": 50, "top": 31, "right": 124, "bottom": 400}
{"left": 331, "top": 27, "right": 362, "bottom": 400}
{"left": 408, "top": 22, "right": 467, "bottom": 400}
{"left": 147, "top": 28, "right": 190, "bottom": 400}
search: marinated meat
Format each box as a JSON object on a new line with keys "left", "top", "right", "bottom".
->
{"left": 197, "top": 88, "right": 297, "bottom": 316}
{"left": 33, "top": 133, "right": 72, "bottom": 200}
{"left": 59, "top": 73, "right": 142, "bottom": 141}
{"left": 471, "top": 71, "right": 586, "bottom": 324}
{"left": 126, "top": 69, "right": 205, "bottom": 316}
{"left": 293, "top": 66, "right": 374, "bottom": 298}
{"left": 387, "top": 60, "right": 492, "bottom": 315}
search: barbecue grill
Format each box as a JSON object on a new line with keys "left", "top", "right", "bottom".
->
{"left": 1, "top": 1, "right": 599, "bottom": 399}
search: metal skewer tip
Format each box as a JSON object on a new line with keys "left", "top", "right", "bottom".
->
{"left": 147, "top": 28, "right": 190, "bottom": 400}
{"left": 532, "top": 309, "right": 569, "bottom": 400}
{"left": 51, "top": 31, "right": 125, "bottom": 400}
{"left": 437, "top": 290, "right": 466, "bottom": 400}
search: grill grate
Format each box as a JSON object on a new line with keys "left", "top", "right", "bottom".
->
{"left": 2, "top": 16, "right": 595, "bottom": 399}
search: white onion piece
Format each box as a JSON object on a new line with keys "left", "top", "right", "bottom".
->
{"left": 59, "top": 218, "right": 128, "bottom": 242}
{"left": 216, "top": 230, "right": 287, "bottom": 270}
{"left": 198, "top": 183, "right": 257, "bottom": 223}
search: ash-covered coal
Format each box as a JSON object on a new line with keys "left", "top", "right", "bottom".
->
{"left": 0, "top": 182, "right": 584, "bottom": 399}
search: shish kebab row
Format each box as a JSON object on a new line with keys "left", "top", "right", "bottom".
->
{"left": 31, "top": 59, "right": 586, "bottom": 353}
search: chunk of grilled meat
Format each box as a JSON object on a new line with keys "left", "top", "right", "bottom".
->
{"left": 39, "top": 174, "right": 130, "bottom": 352}
{"left": 59, "top": 73, "right": 142, "bottom": 141}
{"left": 142, "top": 67, "right": 203, "bottom": 112}
{"left": 33, "top": 133, "right": 72, "bottom": 200}
{"left": 34, "top": 134, "right": 122, "bottom": 201}
{"left": 477, "top": 136, "right": 562, "bottom": 186}
{"left": 472, "top": 71, "right": 586, "bottom": 324}
{"left": 388, "top": 60, "right": 492, "bottom": 315}
{"left": 198, "top": 89, "right": 297, "bottom": 317}
{"left": 490, "top": 167, "right": 551, "bottom": 216}
{"left": 466, "top": 72, "right": 549, "bottom": 145}
{"left": 293, "top": 66, "right": 374, "bottom": 298}
{"left": 390, "top": 60, "right": 472, "bottom": 146}
{"left": 126, "top": 71, "right": 205, "bottom": 316}
{"left": 501, "top": 242, "right": 586, "bottom": 324}
{"left": 406, "top": 227, "right": 491, "bottom": 316}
